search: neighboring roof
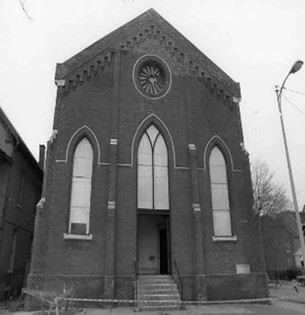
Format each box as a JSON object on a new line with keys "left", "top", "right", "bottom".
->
{"left": 260, "top": 212, "right": 300, "bottom": 238}
{"left": 0, "top": 107, "right": 42, "bottom": 174}
{"left": 0, "top": 107, "right": 23, "bottom": 145}
{"left": 0, "top": 148, "right": 11, "bottom": 162}
{"left": 275, "top": 211, "right": 305, "bottom": 238}
{"left": 56, "top": 9, "right": 240, "bottom": 98}
{"left": 277, "top": 211, "right": 299, "bottom": 238}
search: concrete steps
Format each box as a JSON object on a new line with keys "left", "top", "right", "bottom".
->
{"left": 136, "top": 275, "right": 181, "bottom": 310}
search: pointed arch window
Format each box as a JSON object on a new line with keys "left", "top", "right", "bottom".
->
{"left": 69, "top": 138, "right": 93, "bottom": 235}
{"left": 138, "top": 125, "right": 169, "bottom": 210}
{"left": 209, "top": 146, "right": 232, "bottom": 236}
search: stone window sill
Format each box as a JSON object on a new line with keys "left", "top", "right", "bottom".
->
{"left": 63, "top": 233, "right": 93, "bottom": 240}
{"left": 212, "top": 235, "right": 237, "bottom": 242}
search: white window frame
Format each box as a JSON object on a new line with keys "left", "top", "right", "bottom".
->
{"left": 209, "top": 146, "right": 232, "bottom": 237}
{"left": 68, "top": 138, "right": 93, "bottom": 237}
{"left": 137, "top": 125, "right": 169, "bottom": 210}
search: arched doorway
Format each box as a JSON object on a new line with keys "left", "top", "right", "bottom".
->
{"left": 136, "top": 125, "right": 171, "bottom": 274}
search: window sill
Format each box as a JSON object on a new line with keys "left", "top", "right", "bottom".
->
{"left": 63, "top": 233, "right": 93, "bottom": 240}
{"left": 212, "top": 235, "right": 237, "bottom": 242}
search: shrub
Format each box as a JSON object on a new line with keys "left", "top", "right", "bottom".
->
{"left": 267, "top": 267, "right": 303, "bottom": 280}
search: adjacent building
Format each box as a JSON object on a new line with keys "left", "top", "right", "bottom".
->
{"left": 261, "top": 211, "right": 305, "bottom": 274}
{"left": 0, "top": 107, "right": 43, "bottom": 300}
{"left": 27, "top": 9, "right": 268, "bottom": 303}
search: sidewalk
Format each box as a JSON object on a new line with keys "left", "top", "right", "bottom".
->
{"left": 269, "top": 281, "right": 305, "bottom": 304}
{"left": 0, "top": 282, "right": 304, "bottom": 315}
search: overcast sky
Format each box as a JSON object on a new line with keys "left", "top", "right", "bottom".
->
{"left": 1, "top": 0, "right": 305, "bottom": 209}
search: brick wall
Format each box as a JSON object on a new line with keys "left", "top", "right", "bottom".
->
{"left": 0, "top": 143, "right": 42, "bottom": 300}
{"left": 261, "top": 215, "right": 296, "bottom": 272}
{"left": 28, "top": 14, "right": 267, "bottom": 304}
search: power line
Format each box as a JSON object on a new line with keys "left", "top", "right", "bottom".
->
{"left": 283, "top": 87, "right": 305, "bottom": 96}
{"left": 282, "top": 95, "right": 305, "bottom": 116}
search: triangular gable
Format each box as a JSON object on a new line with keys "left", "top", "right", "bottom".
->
{"left": 0, "top": 107, "right": 42, "bottom": 173}
{"left": 56, "top": 9, "right": 240, "bottom": 98}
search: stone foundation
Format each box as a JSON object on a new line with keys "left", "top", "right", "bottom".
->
{"left": 25, "top": 272, "right": 268, "bottom": 309}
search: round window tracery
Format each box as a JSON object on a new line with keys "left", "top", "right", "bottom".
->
{"left": 133, "top": 55, "right": 171, "bottom": 99}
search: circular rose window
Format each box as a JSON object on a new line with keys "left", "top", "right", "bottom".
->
{"left": 133, "top": 55, "right": 171, "bottom": 99}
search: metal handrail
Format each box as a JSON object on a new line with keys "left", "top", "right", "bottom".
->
{"left": 173, "top": 259, "right": 183, "bottom": 300}
{"left": 133, "top": 259, "right": 137, "bottom": 308}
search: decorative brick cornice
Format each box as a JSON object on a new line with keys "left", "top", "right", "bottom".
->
{"left": 58, "top": 51, "right": 114, "bottom": 96}
{"left": 55, "top": 9, "right": 240, "bottom": 104}
{"left": 119, "top": 25, "right": 237, "bottom": 108}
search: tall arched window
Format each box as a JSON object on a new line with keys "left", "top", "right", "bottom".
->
{"left": 209, "top": 146, "right": 232, "bottom": 236}
{"left": 138, "top": 125, "right": 169, "bottom": 210}
{"left": 69, "top": 138, "right": 93, "bottom": 234}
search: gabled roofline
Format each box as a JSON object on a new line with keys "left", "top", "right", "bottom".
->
{"left": 0, "top": 107, "right": 23, "bottom": 144}
{"left": 0, "top": 107, "right": 43, "bottom": 175}
{"left": 55, "top": 8, "right": 240, "bottom": 97}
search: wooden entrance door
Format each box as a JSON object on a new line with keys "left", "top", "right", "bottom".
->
{"left": 138, "top": 215, "right": 159, "bottom": 274}
{"left": 137, "top": 214, "right": 170, "bottom": 275}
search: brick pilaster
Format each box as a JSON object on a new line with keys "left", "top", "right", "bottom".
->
{"left": 188, "top": 144, "right": 206, "bottom": 299}
{"left": 104, "top": 50, "right": 121, "bottom": 299}
{"left": 184, "top": 59, "right": 206, "bottom": 299}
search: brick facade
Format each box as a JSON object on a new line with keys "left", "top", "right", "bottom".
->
{"left": 261, "top": 211, "right": 305, "bottom": 273}
{"left": 0, "top": 108, "right": 43, "bottom": 300}
{"left": 27, "top": 9, "right": 268, "bottom": 304}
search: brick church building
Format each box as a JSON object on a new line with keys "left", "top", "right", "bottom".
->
{"left": 27, "top": 9, "right": 268, "bottom": 304}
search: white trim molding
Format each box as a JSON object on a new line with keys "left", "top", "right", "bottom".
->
{"left": 36, "top": 198, "right": 46, "bottom": 209}
{"left": 192, "top": 203, "right": 201, "bottom": 213}
{"left": 132, "top": 54, "right": 172, "bottom": 100}
{"left": 188, "top": 144, "right": 196, "bottom": 152}
{"left": 232, "top": 96, "right": 241, "bottom": 104}
{"left": 55, "top": 79, "right": 66, "bottom": 86}
{"left": 203, "top": 135, "right": 242, "bottom": 172}
{"left": 110, "top": 138, "right": 118, "bottom": 145}
{"left": 55, "top": 125, "right": 102, "bottom": 164}
{"left": 49, "top": 130, "right": 58, "bottom": 143}
{"left": 129, "top": 113, "right": 188, "bottom": 169}
{"left": 108, "top": 201, "right": 116, "bottom": 210}
{"left": 239, "top": 142, "right": 249, "bottom": 156}
{"left": 212, "top": 235, "right": 237, "bottom": 242}
{"left": 63, "top": 233, "right": 93, "bottom": 240}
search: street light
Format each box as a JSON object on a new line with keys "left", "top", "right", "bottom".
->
{"left": 275, "top": 60, "right": 305, "bottom": 269}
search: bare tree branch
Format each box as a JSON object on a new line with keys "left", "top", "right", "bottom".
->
{"left": 251, "top": 159, "right": 292, "bottom": 216}
{"left": 18, "top": 0, "right": 33, "bottom": 21}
